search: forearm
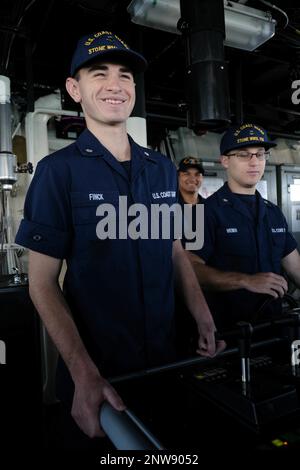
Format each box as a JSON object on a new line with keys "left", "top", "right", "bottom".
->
{"left": 173, "top": 241, "right": 226, "bottom": 356}
{"left": 284, "top": 269, "right": 300, "bottom": 290}
{"left": 173, "top": 245, "right": 212, "bottom": 326}
{"left": 282, "top": 249, "right": 300, "bottom": 288}
{"left": 29, "top": 281, "right": 100, "bottom": 383}
{"left": 187, "top": 253, "right": 248, "bottom": 291}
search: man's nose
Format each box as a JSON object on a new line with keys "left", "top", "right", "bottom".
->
{"left": 105, "top": 75, "right": 121, "bottom": 90}
{"left": 249, "top": 154, "right": 260, "bottom": 163}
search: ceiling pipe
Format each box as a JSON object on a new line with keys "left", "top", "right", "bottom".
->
{"left": 179, "top": 0, "right": 231, "bottom": 132}
{"left": 0, "top": 75, "right": 17, "bottom": 190}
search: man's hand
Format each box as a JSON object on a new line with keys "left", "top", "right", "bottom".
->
{"left": 172, "top": 240, "right": 226, "bottom": 358}
{"left": 196, "top": 311, "right": 226, "bottom": 357}
{"left": 72, "top": 372, "right": 126, "bottom": 438}
{"left": 244, "top": 272, "right": 288, "bottom": 298}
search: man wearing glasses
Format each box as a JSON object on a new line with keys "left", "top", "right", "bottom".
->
{"left": 188, "top": 123, "right": 300, "bottom": 331}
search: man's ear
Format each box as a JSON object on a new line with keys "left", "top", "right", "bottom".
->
{"left": 65, "top": 77, "right": 81, "bottom": 103}
{"left": 220, "top": 154, "right": 229, "bottom": 169}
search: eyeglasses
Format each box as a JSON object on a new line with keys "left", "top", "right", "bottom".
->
{"left": 226, "top": 150, "right": 270, "bottom": 161}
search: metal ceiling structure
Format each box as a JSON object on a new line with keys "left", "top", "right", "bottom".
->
{"left": 1, "top": 0, "right": 300, "bottom": 144}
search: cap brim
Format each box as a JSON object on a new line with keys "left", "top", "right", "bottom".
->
{"left": 222, "top": 140, "right": 277, "bottom": 155}
{"left": 71, "top": 49, "right": 147, "bottom": 76}
{"left": 178, "top": 164, "right": 204, "bottom": 174}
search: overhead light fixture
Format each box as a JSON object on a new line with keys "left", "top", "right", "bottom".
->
{"left": 127, "top": 0, "right": 276, "bottom": 51}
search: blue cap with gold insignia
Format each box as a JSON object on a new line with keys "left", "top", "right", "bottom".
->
{"left": 70, "top": 31, "right": 147, "bottom": 76}
{"left": 178, "top": 157, "right": 204, "bottom": 175}
{"left": 220, "top": 123, "right": 277, "bottom": 155}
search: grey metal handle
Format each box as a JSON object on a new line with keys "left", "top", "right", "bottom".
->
{"left": 99, "top": 402, "right": 164, "bottom": 450}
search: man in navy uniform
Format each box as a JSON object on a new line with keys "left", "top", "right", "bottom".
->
{"left": 178, "top": 156, "right": 205, "bottom": 206}
{"left": 177, "top": 156, "right": 205, "bottom": 249}
{"left": 175, "top": 157, "right": 206, "bottom": 353}
{"left": 189, "top": 123, "right": 300, "bottom": 331}
{"left": 15, "top": 31, "right": 223, "bottom": 442}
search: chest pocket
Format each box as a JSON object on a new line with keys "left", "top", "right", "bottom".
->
{"left": 216, "top": 226, "right": 253, "bottom": 256}
{"left": 71, "top": 191, "right": 119, "bottom": 225}
{"left": 271, "top": 231, "right": 286, "bottom": 257}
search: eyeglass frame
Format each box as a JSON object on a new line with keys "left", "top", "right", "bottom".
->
{"left": 225, "top": 149, "right": 271, "bottom": 161}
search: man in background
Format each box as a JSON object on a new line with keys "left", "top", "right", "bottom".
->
{"left": 178, "top": 156, "right": 205, "bottom": 206}
{"left": 188, "top": 123, "right": 300, "bottom": 331}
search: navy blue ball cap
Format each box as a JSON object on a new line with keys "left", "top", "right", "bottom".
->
{"left": 220, "top": 123, "right": 277, "bottom": 155}
{"left": 178, "top": 157, "right": 204, "bottom": 174}
{"left": 70, "top": 31, "right": 148, "bottom": 76}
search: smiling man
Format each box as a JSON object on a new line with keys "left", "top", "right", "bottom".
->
{"left": 188, "top": 123, "right": 300, "bottom": 331}
{"left": 178, "top": 157, "right": 205, "bottom": 206}
{"left": 177, "top": 157, "right": 205, "bottom": 250}
{"left": 15, "top": 31, "right": 223, "bottom": 447}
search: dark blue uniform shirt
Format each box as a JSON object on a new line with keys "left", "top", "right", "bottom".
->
{"left": 194, "top": 182, "right": 297, "bottom": 330}
{"left": 178, "top": 192, "right": 205, "bottom": 249}
{"left": 16, "top": 129, "right": 178, "bottom": 380}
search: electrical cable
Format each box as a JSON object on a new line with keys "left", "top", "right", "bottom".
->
{"left": 4, "top": 0, "right": 37, "bottom": 71}
{"left": 257, "top": 0, "right": 289, "bottom": 30}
